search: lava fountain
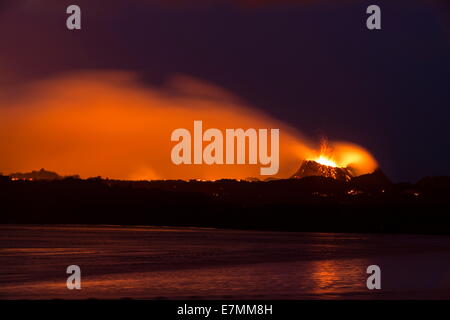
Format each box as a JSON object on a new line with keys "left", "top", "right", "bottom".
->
{"left": 291, "top": 140, "right": 375, "bottom": 181}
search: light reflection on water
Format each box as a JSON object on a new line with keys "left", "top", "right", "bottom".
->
{"left": 1, "top": 225, "right": 450, "bottom": 299}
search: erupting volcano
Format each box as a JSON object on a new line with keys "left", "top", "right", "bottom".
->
{"left": 291, "top": 140, "right": 356, "bottom": 181}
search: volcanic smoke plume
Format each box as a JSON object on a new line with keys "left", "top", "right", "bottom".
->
{"left": 0, "top": 71, "right": 377, "bottom": 180}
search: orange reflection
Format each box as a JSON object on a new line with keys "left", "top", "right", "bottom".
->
{"left": 309, "top": 259, "right": 367, "bottom": 296}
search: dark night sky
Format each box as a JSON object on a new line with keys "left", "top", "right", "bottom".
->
{"left": 0, "top": 0, "right": 449, "bottom": 182}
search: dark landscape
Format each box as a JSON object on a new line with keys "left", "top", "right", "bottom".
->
{"left": 2, "top": 168, "right": 450, "bottom": 235}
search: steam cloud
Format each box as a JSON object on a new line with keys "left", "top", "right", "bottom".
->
{"left": 0, "top": 71, "right": 377, "bottom": 180}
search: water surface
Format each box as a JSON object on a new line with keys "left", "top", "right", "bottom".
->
{"left": 1, "top": 225, "right": 450, "bottom": 299}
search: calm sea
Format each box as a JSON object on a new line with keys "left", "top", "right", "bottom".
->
{"left": 1, "top": 225, "right": 450, "bottom": 299}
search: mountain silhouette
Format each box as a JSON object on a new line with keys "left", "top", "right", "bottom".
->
{"left": 9, "top": 168, "right": 79, "bottom": 181}
{"left": 349, "top": 168, "right": 391, "bottom": 192}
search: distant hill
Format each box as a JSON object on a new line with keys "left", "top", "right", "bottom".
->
{"left": 350, "top": 169, "right": 392, "bottom": 192}
{"left": 1, "top": 169, "right": 450, "bottom": 234}
{"left": 8, "top": 168, "right": 79, "bottom": 181}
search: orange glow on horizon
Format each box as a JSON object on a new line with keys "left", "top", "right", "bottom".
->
{"left": 0, "top": 71, "right": 378, "bottom": 180}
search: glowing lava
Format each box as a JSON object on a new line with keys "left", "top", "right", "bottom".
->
{"left": 314, "top": 155, "right": 338, "bottom": 168}
{"left": 308, "top": 139, "right": 340, "bottom": 168}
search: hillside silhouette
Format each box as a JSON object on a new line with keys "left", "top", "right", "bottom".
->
{"left": 1, "top": 170, "right": 450, "bottom": 234}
